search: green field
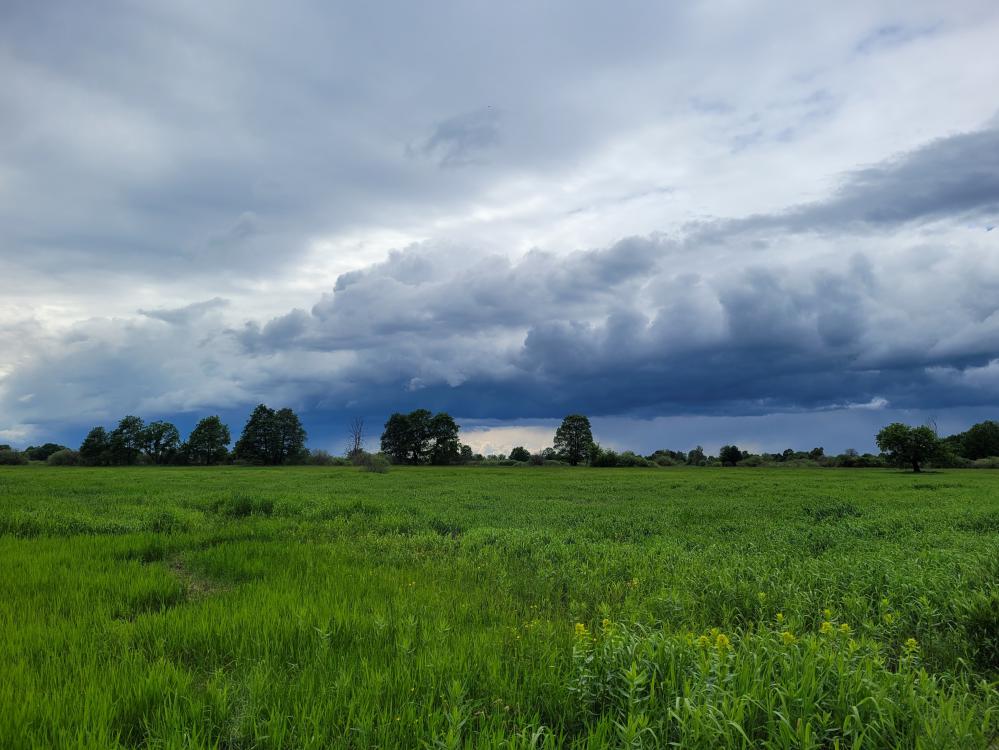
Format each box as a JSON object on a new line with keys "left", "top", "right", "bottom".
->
{"left": 1, "top": 466, "right": 997, "bottom": 749}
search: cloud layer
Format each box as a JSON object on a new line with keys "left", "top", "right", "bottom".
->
{"left": 2, "top": 1, "right": 999, "bottom": 451}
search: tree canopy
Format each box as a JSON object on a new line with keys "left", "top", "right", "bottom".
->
{"left": 509, "top": 446, "right": 530, "bottom": 462}
{"left": 553, "top": 414, "right": 593, "bottom": 466}
{"left": 234, "top": 405, "right": 307, "bottom": 465}
{"left": 876, "top": 423, "right": 940, "bottom": 473}
{"left": 142, "top": 421, "right": 181, "bottom": 464}
{"left": 80, "top": 426, "right": 112, "bottom": 466}
{"left": 186, "top": 416, "right": 231, "bottom": 465}
{"left": 719, "top": 445, "right": 743, "bottom": 466}
{"left": 380, "top": 410, "right": 462, "bottom": 464}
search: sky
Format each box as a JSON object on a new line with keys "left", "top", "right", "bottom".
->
{"left": 2, "top": 1, "right": 999, "bottom": 456}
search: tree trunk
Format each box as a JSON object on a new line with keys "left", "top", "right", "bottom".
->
{"left": 912, "top": 459, "right": 921, "bottom": 473}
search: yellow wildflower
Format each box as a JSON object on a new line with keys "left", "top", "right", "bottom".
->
{"left": 904, "top": 637, "right": 919, "bottom": 653}
{"left": 601, "top": 618, "right": 611, "bottom": 631}
{"left": 757, "top": 592, "right": 767, "bottom": 604}
{"left": 697, "top": 635, "right": 710, "bottom": 649}
{"left": 574, "top": 622, "right": 590, "bottom": 639}
{"left": 715, "top": 633, "right": 731, "bottom": 651}
{"left": 823, "top": 608, "right": 832, "bottom": 620}
{"left": 776, "top": 612, "right": 784, "bottom": 625}
{"left": 839, "top": 623, "right": 851, "bottom": 635}
{"left": 820, "top": 621, "right": 834, "bottom": 635}
{"left": 883, "top": 612, "right": 896, "bottom": 626}
{"left": 780, "top": 631, "right": 796, "bottom": 645}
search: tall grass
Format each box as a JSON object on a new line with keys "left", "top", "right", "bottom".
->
{"left": 0, "top": 466, "right": 996, "bottom": 747}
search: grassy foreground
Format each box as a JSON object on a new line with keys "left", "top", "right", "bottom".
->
{"left": 1, "top": 466, "right": 997, "bottom": 749}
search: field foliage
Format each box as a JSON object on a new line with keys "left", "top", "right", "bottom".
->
{"left": 1, "top": 466, "right": 997, "bottom": 748}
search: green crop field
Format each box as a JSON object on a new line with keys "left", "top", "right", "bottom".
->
{"left": 1, "top": 466, "right": 997, "bottom": 749}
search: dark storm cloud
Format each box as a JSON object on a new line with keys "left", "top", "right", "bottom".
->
{"left": 222, "top": 125, "right": 999, "bottom": 420}
{"left": 717, "top": 126, "right": 999, "bottom": 236}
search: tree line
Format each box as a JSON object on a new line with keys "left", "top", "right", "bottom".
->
{"left": 0, "top": 405, "right": 306, "bottom": 466}
{"left": 3, "top": 409, "right": 999, "bottom": 472}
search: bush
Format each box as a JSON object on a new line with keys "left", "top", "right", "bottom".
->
{"left": 833, "top": 452, "right": 886, "bottom": 468}
{"left": 306, "top": 450, "right": 350, "bottom": 466}
{"left": 617, "top": 451, "right": 653, "bottom": 467}
{"left": 529, "top": 453, "right": 545, "bottom": 466}
{"left": 46, "top": 449, "right": 80, "bottom": 466}
{"left": 25, "top": 443, "right": 69, "bottom": 462}
{"left": 971, "top": 456, "right": 999, "bottom": 469}
{"left": 591, "top": 449, "right": 619, "bottom": 467}
{"left": 736, "top": 455, "right": 765, "bottom": 467}
{"left": 359, "top": 452, "right": 391, "bottom": 473}
{"left": 652, "top": 455, "right": 680, "bottom": 466}
{"left": 0, "top": 449, "right": 27, "bottom": 465}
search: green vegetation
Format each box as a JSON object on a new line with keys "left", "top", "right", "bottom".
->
{"left": 1, "top": 466, "right": 997, "bottom": 748}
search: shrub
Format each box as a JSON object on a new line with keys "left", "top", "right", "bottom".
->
{"left": 617, "top": 451, "right": 653, "bottom": 467}
{"left": 652, "top": 455, "right": 680, "bottom": 466}
{"left": 359, "top": 452, "right": 390, "bottom": 473}
{"left": 0, "top": 449, "right": 27, "bottom": 465}
{"left": 971, "top": 456, "right": 999, "bottom": 469}
{"left": 591, "top": 449, "right": 619, "bottom": 467}
{"left": 737, "top": 455, "right": 765, "bottom": 467}
{"left": 306, "top": 450, "right": 350, "bottom": 466}
{"left": 46, "top": 449, "right": 80, "bottom": 466}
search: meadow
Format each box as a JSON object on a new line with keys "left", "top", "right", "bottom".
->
{"left": 1, "top": 466, "right": 997, "bottom": 749}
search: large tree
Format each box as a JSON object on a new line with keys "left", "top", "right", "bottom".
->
{"left": 404, "top": 409, "right": 433, "bottom": 464}
{"left": 380, "top": 413, "right": 413, "bottom": 464}
{"left": 274, "top": 408, "right": 308, "bottom": 464}
{"left": 186, "top": 416, "right": 231, "bottom": 465}
{"left": 109, "top": 415, "right": 145, "bottom": 465}
{"left": 380, "top": 410, "right": 460, "bottom": 464}
{"left": 79, "top": 426, "right": 111, "bottom": 466}
{"left": 876, "top": 423, "right": 940, "bottom": 473}
{"left": 961, "top": 420, "right": 999, "bottom": 460}
{"left": 719, "top": 445, "right": 743, "bottom": 466}
{"left": 141, "top": 421, "right": 181, "bottom": 464}
{"left": 234, "top": 404, "right": 308, "bottom": 464}
{"left": 428, "top": 412, "right": 461, "bottom": 465}
{"left": 553, "top": 414, "right": 593, "bottom": 466}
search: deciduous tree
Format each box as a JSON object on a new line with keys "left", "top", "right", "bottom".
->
{"left": 509, "top": 446, "right": 530, "bottom": 462}
{"left": 109, "top": 415, "right": 145, "bottom": 465}
{"left": 876, "top": 423, "right": 940, "bottom": 473}
{"left": 719, "top": 445, "right": 742, "bottom": 466}
{"left": 553, "top": 414, "right": 593, "bottom": 466}
{"left": 186, "top": 416, "right": 231, "bottom": 465}
{"left": 141, "top": 421, "right": 181, "bottom": 464}
{"left": 79, "top": 426, "right": 111, "bottom": 466}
